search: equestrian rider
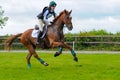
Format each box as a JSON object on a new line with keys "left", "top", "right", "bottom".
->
{"left": 36, "top": 1, "right": 57, "bottom": 44}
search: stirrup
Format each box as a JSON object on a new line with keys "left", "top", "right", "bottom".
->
{"left": 35, "top": 41, "right": 39, "bottom": 45}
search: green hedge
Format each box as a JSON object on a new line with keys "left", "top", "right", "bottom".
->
{"left": 1, "top": 29, "right": 120, "bottom": 51}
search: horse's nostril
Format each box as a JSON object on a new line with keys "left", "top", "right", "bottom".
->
{"left": 68, "top": 27, "right": 72, "bottom": 30}
{"left": 70, "top": 27, "right": 73, "bottom": 30}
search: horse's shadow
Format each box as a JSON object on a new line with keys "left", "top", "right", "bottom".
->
{"left": 75, "top": 64, "right": 83, "bottom": 67}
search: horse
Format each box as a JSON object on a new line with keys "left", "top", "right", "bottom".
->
{"left": 5, "top": 9, "right": 78, "bottom": 68}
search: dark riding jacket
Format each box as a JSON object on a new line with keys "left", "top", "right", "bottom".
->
{"left": 37, "top": 6, "right": 56, "bottom": 21}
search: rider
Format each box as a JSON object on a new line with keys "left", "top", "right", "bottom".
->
{"left": 36, "top": 1, "right": 57, "bottom": 44}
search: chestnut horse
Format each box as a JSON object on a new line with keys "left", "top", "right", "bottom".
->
{"left": 5, "top": 10, "right": 78, "bottom": 68}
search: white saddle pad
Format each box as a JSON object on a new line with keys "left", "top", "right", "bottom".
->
{"left": 31, "top": 29, "right": 40, "bottom": 38}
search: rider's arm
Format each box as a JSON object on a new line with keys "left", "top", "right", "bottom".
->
{"left": 54, "top": 12, "right": 57, "bottom": 18}
{"left": 43, "top": 10, "right": 50, "bottom": 24}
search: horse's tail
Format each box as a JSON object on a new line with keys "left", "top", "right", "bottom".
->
{"left": 5, "top": 33, "right": 22, "bottom": 51}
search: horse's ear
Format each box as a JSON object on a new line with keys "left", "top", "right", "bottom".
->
{"left": 69, "top": 10, "right": 72, "bottom": 15}
{"left": 64, "top": 9, "right": 67, "bottom": 13}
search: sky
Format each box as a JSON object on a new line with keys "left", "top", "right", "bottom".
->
{"left": 0, "top": 0, "right": 120, "bottom": 35}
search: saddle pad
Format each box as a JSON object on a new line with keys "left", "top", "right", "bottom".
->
{"left": 31, "top": 29, "right": 40, "bottom": 38}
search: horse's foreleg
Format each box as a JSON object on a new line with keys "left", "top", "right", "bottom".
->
{"left": 52, "top": 42, "right": 78, "bottom": 62}
{"left": 63, "top": 43, "right": 78, "bottom": 62}
{"left": 54, "top": 47, "right": 63, "bottom": 57}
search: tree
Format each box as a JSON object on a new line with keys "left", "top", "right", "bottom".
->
{"left": 0, "top": 6, "right": 8, "bottom": 29}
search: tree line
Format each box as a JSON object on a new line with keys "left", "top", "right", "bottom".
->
{"left": 0, "top": 6, "right": 8, "bottom": 29}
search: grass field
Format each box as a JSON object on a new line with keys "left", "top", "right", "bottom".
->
{"left": 0, "top": 52, "right": 120, "bottom": 80}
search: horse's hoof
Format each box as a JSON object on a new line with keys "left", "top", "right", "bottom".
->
{"left": 42, "top": 62, "right": 49, "bottom": 66}
{"left": 28, "top": 64, "right": 31, "bottom": 69}
{"left": 74, "top": 57, "right": 78, "bottom": 62}
{"left": 54, "top": 52, "right": 59, "bottom": 57}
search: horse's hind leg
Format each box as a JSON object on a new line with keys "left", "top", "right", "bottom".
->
{"left": 26, "top": 45, "right": 34, "bottom": 68}
{"left": 32, "top": 52, "right": 49, "bottom": 66}
{"left": 26, "top": 45, "right": 48, "bottom": 68}
{"left": 26, "top": 53, "right": 32, "bottom": 68}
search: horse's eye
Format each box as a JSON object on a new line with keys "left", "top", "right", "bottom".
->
{"left": 66, "top": 16, "right": 69, "bottom": 19}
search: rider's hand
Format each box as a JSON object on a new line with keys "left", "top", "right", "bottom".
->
{"left": 50, "top": 21, "right": 53, "bottom": 24}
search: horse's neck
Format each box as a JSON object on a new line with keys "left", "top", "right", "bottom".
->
{"left": 53, "top": 18, "right": 64, "bottom": 32}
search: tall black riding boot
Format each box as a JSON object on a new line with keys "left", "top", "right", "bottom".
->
{"left": 36, "top": 31, "right": 42, "bottom": 45}
{"left": 41, "top": 25, "right": 47, "bottom": 38}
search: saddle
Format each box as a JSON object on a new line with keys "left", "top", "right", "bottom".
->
{"left": 33, "top": 25, "right": 48, "bottom": 49}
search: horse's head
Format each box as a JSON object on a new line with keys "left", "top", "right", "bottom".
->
{"left": 62, "top": 10, "right": 73, "bottom": 30}
{"left": 52, "top": 10, "right": 73, "bottom": 30}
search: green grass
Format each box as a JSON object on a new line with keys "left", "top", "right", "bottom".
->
{"left": 0, "top": 52, "right": 120, "bottom": 80}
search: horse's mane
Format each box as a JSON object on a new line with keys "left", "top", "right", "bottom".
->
{"left": 52, "top": 10, "right": 68, "bottom": 24}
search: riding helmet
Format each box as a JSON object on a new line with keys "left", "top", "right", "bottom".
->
{"left": 49, "top": 1, "right": 57, "bottom": 7}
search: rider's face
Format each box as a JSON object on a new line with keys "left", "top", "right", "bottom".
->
{"left": 50, "top": 6, "right": 56, "bottom": 11}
